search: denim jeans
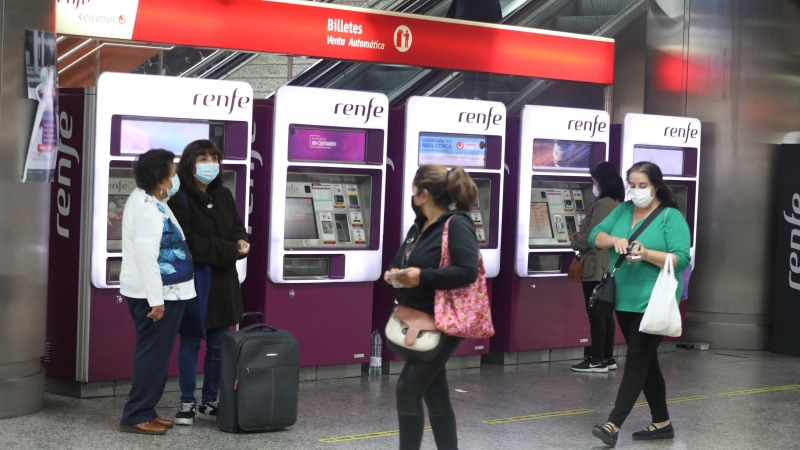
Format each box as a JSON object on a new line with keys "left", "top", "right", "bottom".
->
{"left": 178, "top": 326, "right": 228, "bottom": 405}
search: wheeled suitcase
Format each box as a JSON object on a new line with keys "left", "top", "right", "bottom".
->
{"left": 217, "top": 312, "right": 300, "bottom": 433}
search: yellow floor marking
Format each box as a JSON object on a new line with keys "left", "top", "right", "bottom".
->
{"left": 633, "top": 395, "right": 709, "bottom": 408}
{"left": 720, "top": 385, "right": 800, "bottom": 397}
{"left": 319, "top": 426, "right": 431, "bottom": 443}
{"left": 483, "top": 408, "right": 594, "bottom": 425}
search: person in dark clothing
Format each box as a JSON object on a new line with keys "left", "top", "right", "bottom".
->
{"left": 385, "top": 165, "right": 481, "bottom": 450}
{"left": 570, "top": 162, "right": 624, "bottom": 373}
{"left": 167, "top": 140, "right": 249, "bottom": 426}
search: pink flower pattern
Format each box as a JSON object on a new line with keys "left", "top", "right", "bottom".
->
{"left": 434, "top": 217, "right": 495, "bottom": 339}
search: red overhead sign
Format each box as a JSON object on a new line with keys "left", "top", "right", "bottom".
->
{"left": 57, "top": 0, "right": 615, "bottom": 84}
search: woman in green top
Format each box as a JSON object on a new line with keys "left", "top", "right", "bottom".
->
{"left": 588, "top": 162, "right": 691, "bottom": 447}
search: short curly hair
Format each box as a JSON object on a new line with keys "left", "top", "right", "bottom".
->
{"left": 132, "top": 149, "right": 175, "bottom": 192}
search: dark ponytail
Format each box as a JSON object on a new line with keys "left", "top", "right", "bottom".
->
{"left": 445, "top": 167, "right": 479, "bottom": 212}
{"left": 413, "top": 164, "right": 478, "bottom": 212}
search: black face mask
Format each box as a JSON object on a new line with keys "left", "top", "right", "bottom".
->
{"left": 411, "top": 195, "right": 424, "bottom": 218}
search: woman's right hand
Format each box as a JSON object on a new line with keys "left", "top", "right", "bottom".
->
{"left": 147, "top": 305, "right": 165, "bottom": 322}
{"left": 613, "top": 237, "right": 630, "bottom": 256}
{"left": 384, "top": 268, "right": 400, "bottom": 285}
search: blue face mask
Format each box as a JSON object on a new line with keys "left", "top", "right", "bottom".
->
{"left": 194, "top": 163, "right": 220, "bottom": 185}
{"left": 166, "top": 174, "right": 180, "bottom": 198}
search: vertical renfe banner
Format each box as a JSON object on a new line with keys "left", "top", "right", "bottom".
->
{"left": 24, "top": 30, "right": 59, "bottom": 182}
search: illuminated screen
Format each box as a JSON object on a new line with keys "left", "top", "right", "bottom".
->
{"left": 418, "top": 133, "right": 487, "bottom": 168}
{"left": 120, "top": 119, "right": 224, "bottom": 155}
{"left": 285, "top": 198, "right": 318, "bottom": 240}
{"left": 288, "top": 126, "right": 366, "bottom": 163}
{"left": 633, "top": 146, "right": 685, "bottom": 176}
{"left": 533, "top": 140, "right": 592, "bottom": 171}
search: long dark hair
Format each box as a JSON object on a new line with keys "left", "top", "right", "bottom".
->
{"left": 590, "top": 161, "right": 625, "bottom": 202}
{"left": 413, "top": 165, "right": 478, "bottom": 212}
{"left": 177, "top": 140, "right": 224, "bottom": 190}
{"left": 626, "top": 162, "right": 677, "bottom": 208}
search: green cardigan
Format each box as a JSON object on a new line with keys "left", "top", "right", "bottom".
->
{"left": 589, "top": 201, "right": 691, "bottom": 313}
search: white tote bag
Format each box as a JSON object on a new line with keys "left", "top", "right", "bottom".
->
{"left": 639, "top": 254, "right": 682, "bottom": 337}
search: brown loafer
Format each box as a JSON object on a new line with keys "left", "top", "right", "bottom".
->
{"left": 119, "top": 421, "right": 167, "bottom": 435}
{"left": 153, "top": 417, "right": 174, "bottom": 428}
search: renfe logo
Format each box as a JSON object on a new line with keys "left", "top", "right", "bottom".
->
{"left": 334, "top": 98, "right": 385, "bottom": 124}
{"left": 665, "top": 123, "right": 699, "bottom": 144}
{"left": 459, "top": 107, "right": 502, "bottom": 131}
{"left": 784, "top": 193, "right": 800, "bottom": 291}
{"left": 56, "top": 111, "right": 81, "bottom": 239}
{"left": 568, "top": 115, "right": 607, "bottom": 138}
{"left": 59, "top": 0, "right": 90, "bottom": 9}
{"left": 193, "top": 88, "right": 252, "bottom": 115}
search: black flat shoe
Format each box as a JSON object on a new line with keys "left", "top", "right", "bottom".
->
{"left": 632, "top": 423, "right": 675, "bottom": 440}
{"left": 592, "top": 424, "right": 618, "bottom": 447}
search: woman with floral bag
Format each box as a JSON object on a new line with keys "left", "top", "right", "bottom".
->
{"left": 384, "top": 164, "right": 488, "bottom": 450}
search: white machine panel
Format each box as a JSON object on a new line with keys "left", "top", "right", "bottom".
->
{"left": 271, "top": 86, "right": 388, "bottom": 284}
{"left": 516, "top": 106, "right": 610, "bottom": 278}
{"left": 93, "top": 73, "right": 253, "bottom": 289}
{"left": 404, "top": 96, "right": 506, "bottom": 277}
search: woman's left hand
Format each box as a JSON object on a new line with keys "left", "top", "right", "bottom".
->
{"left": 627, "top": 241, "right": 648, "bottom": 263}
{"left": 394, "top": 267, "right": 421, "bottom": 288}
{"left": 237, "top": 239, "right": 250, "bottom": 256}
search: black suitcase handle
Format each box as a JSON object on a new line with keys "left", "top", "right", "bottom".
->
{"left": 241, "top": 323, "right": 279, "bottom": 333}
{"left": 241, "top": 312, "right": 265, "bottom": 322}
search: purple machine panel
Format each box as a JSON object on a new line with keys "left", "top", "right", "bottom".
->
{"left": 489, "top": 117, "right": 624, "bottom": 356}
{"left": 288, "top": 126, "right": 367, "bottom": 163}
{"left": 241, "top": 100, "right": 372, "bottom": 367}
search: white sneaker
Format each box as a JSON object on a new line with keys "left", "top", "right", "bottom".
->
{"left": 196, "top": 400, "right": 218, "bottom": 421}
{"left": 175, "top": 402, "right": 195, "bottom": 426}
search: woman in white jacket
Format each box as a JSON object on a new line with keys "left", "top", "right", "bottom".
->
{"left": 119, "top": 149, "right": 196, "bottom": 435}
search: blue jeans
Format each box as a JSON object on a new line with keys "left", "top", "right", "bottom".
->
{"left": 178, "top": 327, "right": 228, "bottom": 405}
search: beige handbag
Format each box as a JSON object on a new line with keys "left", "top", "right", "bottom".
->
{"left": 385, "top": 305, "right": 444, "bottom": 362}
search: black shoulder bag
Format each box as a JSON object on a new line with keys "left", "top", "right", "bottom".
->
{"left": 588, "top": 204, "right": 666, "bottom": 318}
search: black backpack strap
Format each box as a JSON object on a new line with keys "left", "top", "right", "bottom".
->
{"left": 179, "top": 191, "right": 194, "bottom": 226}
{"left": 611, "top": 204, "right": 667, "bottom": 270}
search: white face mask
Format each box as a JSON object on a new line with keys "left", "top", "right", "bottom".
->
{"left": 631, "top": 187, "right": 655, "bottom": 208}
{"left": 592, "top": 184, "right": 601, "bottom": 198}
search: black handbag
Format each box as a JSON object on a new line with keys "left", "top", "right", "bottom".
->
{"left": 588, "top": 204, "right": 666, "bottom": 317}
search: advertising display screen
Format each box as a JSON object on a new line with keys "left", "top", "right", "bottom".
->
{"left": 288, "top": 126, "right": 367, "bottom": 163}
{"left": 285, "top": 198, "right": 319, "bottom": 240}
{"left": 532, "top": 139, "right": 592, "bottom": 171}
{"left": 418, "top": 133, "right": 487, "bottom": 168}
{"left": 120, "top": 119, "right": 224, "bottom": 155}
{"left": 633, "top": 146, "right": 684, "bottom": 176}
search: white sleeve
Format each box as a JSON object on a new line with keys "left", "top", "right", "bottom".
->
{"left": 133, "top": 207, "right": 165, "bottom": 307}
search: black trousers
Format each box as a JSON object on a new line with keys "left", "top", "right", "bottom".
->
{"left": 608, "top": 311, "right": 669, "bottom": 428}
{"left": 120, "top": 298, "right": 186, "bottom": 425}
{"left": 396, "top": 335, "right": 462, "bottom": 450}
{"left": 582, "top": 281, "right": 616, "bottom": 361}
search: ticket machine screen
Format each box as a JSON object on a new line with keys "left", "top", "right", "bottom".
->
{"left": 633, "top": 145, "right": 685, "bottom": 176}
{"left": 119, "top": 118, "right": 226, "bottom": 156}
{"left": 528, "top": 180, "right": 594, "bottom": 248}
{"left": 284, "top": 173, "right": 373, "bottom": 249}
{"left": 418, "top": 133, "right": 487, "bottom": 168}
{"left": 288, "top": 126, "right": 367, "bottom": 164}
{"left": 533, "top": 140, "right": 592, "bottom": 171}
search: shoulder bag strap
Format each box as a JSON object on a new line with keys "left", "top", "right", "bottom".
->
{"left": 611, "top": 204, "right": 667, "bottom": 271}
{"left": 439, "top": 216, "right": 454, "bottom": 269}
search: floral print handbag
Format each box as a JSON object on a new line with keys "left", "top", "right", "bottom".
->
{"left": 434, "top": 217, "right": 495, "bottom": 339}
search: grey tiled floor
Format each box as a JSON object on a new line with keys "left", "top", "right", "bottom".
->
{"left": 3, "top": 349, "right": 800, "bottom": 449}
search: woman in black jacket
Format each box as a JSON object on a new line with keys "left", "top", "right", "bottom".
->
{"left": 385, "top": 165, "right": 480, "bottom": 450}
{"left": 166, "top": 140, "right": 249, "bottom": 426}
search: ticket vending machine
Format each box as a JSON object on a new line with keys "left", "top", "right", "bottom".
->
{"left": 374, "top": 96, "right": 506, "bottom": 373}
{"left": 45, "top": 73, "right": 253, "bottom": 396}
{"left": 243, "top": 86, "right": 388, "bottom": 378}
{"left": 620, "top": 113, "right": 701, "bottom": 340}
{"left": 488, "top": 106, "right": 614, "bottom": 364}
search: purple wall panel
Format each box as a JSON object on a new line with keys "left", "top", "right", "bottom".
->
{"left": 44, "top": 90, "right": 85, "bottom": 379}
{"left": 609, "top": 124, "right": 622, "bottom": 171}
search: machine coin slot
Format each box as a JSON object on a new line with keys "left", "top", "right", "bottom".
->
{"left": 283, "top": 257, "right": 330, "bottom": 279}
{"left": 335, "top": 214, "right": 351, "bottom": 243}
{"left": 106, "top": 259, "right": 122, "bottom": 285}
{"left": 565, "top": 216, "right": 577, "bottom": 235}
